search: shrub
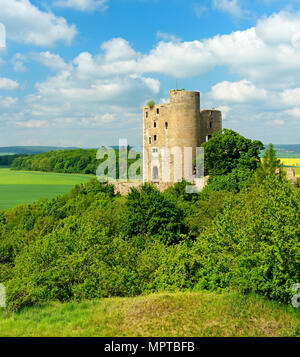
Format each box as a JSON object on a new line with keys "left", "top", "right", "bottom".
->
{"left": 193, "top": 174, "right": 300, "bottom": 303}
{"left": 147, "top": 100, "right": 155, "bottom": 108}
{"left": 124, "top": 183, "right": 188, "bottom": 245}
{"left": 5, "top": 216, "right": 142, "bottom": 311}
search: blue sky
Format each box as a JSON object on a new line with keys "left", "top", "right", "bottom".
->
{"left": 0, "top": 0, "right": 300, "bottom": 147}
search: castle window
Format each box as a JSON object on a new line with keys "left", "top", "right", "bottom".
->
{"left": 156, "top": 108, "right": 160, "bottom": 115}
{"left": 154, "top": 135, "right": 157, "bottom": 141}
{"left": 152, "top": 148, "right": 158, "bottom": 153}
{"left": 152, "top": 166, "right": 159, "bottom": 183}
{"left": 149, "top": 137, "right": 151, "bottom": 144}
{"left": 165, "top": 122, "right": 168, "bottom": 129}
{"left": 154, "top": 122, "right": 157, "bottom": 128}
{"left": 209, "top": 120, "right": 213, "bottom": 129}
{"left": 146, "top": 112, "right": 148, "bottom": 118}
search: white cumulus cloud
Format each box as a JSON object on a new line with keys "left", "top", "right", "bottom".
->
{"left": 208, "top": 80, "right": 267, "bottom": 103}
{"left": 0, "top": 78, "right": 19, "bottom": 90}
{"left": 31, "top": 51, "right": 67, "bottom": 70}
{"left": 0, "top": 0, "right": 77, "bottom": 46}
{"left": 256, "top": 11, "right": 300, "bottom": 46}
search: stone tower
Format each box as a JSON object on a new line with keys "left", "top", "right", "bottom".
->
{"left": 143, "top": 89, "right": 222, "bottom": 183}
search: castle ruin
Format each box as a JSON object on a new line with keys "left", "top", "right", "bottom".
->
{"left": 143, "top": 90, "right": 222, "bottom": 184}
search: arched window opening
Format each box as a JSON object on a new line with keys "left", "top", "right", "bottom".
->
{"left": 152, "top": 166, "right": 159, "bottom": 183}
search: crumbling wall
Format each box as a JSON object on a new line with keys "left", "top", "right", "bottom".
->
{"left": 286, "top": 167, "right": 298, "bottom": 185}
{"left": 111, "top": 178, "right": 210, "bottom": 196}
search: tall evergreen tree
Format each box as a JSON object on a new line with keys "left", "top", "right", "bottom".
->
{"left": 256, "top": 143, "right": 282, "bottom": 182}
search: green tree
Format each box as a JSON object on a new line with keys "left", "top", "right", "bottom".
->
{"left": 256, "top": 143, "right": 282, "bottom": 182}
{"left": 124, "top": 183, "right": 188, "bottom": 245}
{"left": 206, "top": 167, "right": 255, "bottom": 193}
{"left": 201, "top": 129, "right": 264, "bottom": 177}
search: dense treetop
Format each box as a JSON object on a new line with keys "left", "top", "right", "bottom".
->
{"left": 201, "top": 129, "right": 264, "bottom": 176}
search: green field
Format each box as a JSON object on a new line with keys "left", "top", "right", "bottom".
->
{"left": 0, "top": 291, "right": 299, "bottom": 337}
{"left": 0, "top": 168, "right": 93, "bottom": 210}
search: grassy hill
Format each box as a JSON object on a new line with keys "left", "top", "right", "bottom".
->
{"left": 0, "top": 291, "right": 299, "bottom": 337}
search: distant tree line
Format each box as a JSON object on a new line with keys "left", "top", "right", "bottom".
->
{"left": 0, "top": 155, "right": 27, "bottom": 166}
{"left": 10, "top": 148, "right": 141, "bottom": 178}
{"left": 10, "top": 149, "right": 98, "bottom": 174}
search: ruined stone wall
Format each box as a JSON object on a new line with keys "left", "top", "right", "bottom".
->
{"left": 112, "top": 178, "right": 210, "bottom": 196}
{"left": 112, "top": 181, "right": 174, "bottom": 196}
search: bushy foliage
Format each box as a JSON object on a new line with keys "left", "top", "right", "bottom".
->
{"left": 193, "top": 175, "right": 300, "bottom": 303}
{"left": 124, "top": 183, "right": 188, "bottom": 245}
{"left": 6, "top": 224, "right": 142, "bottom": 311}
{"left": 186, "top": 190, "right": 231, "bottom": 237}
{"left": 206, "top": 167, "right": 255, "bottom": 193}
{"left": 201, "top": 129, "right": 264, "bottom": 176}
{"left": 147, "top": 100, "right": 155, "bottom": 108}
{"left": 164, "top": 180, "right": 198, "bottom": 202}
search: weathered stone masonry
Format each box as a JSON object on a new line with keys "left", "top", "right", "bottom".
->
{"left": 143, "top": 90, "right": 222, "bottom": 184}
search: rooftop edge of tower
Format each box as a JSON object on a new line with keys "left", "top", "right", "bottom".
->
{"left": 143, "top": 90, "right": 202, "bottom": 110}
{"left": 169, "top": 89, "right": 200, "bottom": 104}
{"left": 200, "top": 108, "right": 222, "bottom": 113}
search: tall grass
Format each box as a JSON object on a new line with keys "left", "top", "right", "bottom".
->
{"left": 0, "top": 291, "right": 299, "bottom": 337}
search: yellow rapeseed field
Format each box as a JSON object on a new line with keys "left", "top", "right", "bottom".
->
{"left": 280, "top": 158, "right": 300, "bottom": 167}
{"left": 278, "top": 158, "right": 300, "bottom": 177}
